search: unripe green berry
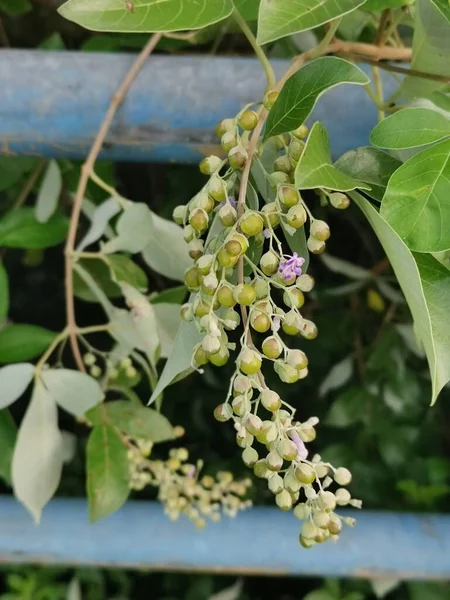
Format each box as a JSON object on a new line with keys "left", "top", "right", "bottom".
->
{"left": 233, "top": 283, "right": 256, "bottom": 306}
{"left": 307, "top": 236, "right": 326, "bottom": 254}
{"left": 183, "top": 225, "right": 195, "bottom": 242}
{"left": 270, "top": 171, "right": 290, "bottom": 187}
{"left": 329, "top": 191, "right": 350, "bottom": 209}
{"left": 202, "top": 334, "right": 221, "bottom": 356}
{"left": 181, "top": 303, "right": 194, "bottom": 322}
{"left": 300, "top": 319, "right": 318, "bottom": 340}
{"left": 256, "top": 420, "right": 278, "bottom": 444}
{"left": 234, "top": 375, "right": 252, "bottom": 396}
{"left": 274, "top": 155, "right": 292, "bottom": 174}
{"left": 261, "top": 202, "right": 280, "bottom": 227}
{"left": 214, "top": 403, "right": 233, "bottom": 422}
{"left": 238, "top": 347, "right": 262, "bottom": 375}
{"left": 253, "top": 459, "right": 270, "bottom": 479}
{"left": 328, "top": 514, "right": 342, "bottom": 535}
{"left": 335, "top": 488, "right": 351, "bottom": 506}
{"left": 189, "top": 208, "right": 208, "bottom": 232}
{"left": 232, "top": 395, "right": 250, "bottom": 417}
{"left": 274, "top": 361, "right": 299, "bottom": 384}
{"left": 267, "top": 450, "right": 283, "bottom": 472}
{"left": 207, "top": 175, "right": 225, "bottom": 202}
{"left": 223, "top": 309, "right": 240, "bottom": 330}
{"left": 230, "top": 232, "right": 249, "bottom": 253}
{"left": 287, "top": 349, "right": 308, "bottom": 371}
{"left": 216, "top": 118, "right": 235, "bottom": 138}
{"left": 184, "top": 266, "right": 200, "bottom": 291}
{"left": 277, "top": 438, "right": 298, "bottom": 461}
{"left": 299, "top": 535, "right": 315, "bottom": 549}
{"left": 283, "top": 288, "right": 305, "bottom": 309}
{"left": 90, "top": 365, "right": 101, "bottom": 378}
{"left": 268, "top": 473, "right": 284, "bottom": 494}
{"left": 310, "top": 219, "right": 330, "bottom": 241}
{"left": 253, "top": 278, "right": 269, "bottom": 300}
{"left": 238, "top": 110, "right": 259, "bottom": 131}
{"left": 288, "top": 139, "right": 305, "bottom": 162}
{"left": 296, "top": 273, "right": 315, "bottom": 292}
{"left": 301, "top": 520, "right": 318, "bottom": 540}
{"left": 242, "top": 446, "right": 259, "bottom": 467}
{"left": 209, "top": 345, "right": 230, "bottom": 367}
{"left": 282, "top": 310, "right": 302, "bottom": 335}
{"left": 299, "top": 426, "right": 316, "bottom": 443}
{"left": 225, "top": 239, "right": 243, "bottom": 257}
{"left": 193, "top": 298, "right": 212, "bottom": 318}
{"left": 276, "top": 489, "right": 293, "bottom": 511}
{"left": 173, "top": 205, "right": 187, "bottom": 225}
{"left": 313, "top": 511, "right": 331, "bottom": 528}
{"left": 188, "top": 239, "right": 204, "bottom": 260}
{"left": 84, "top": 352, "right": 96, "bottom": 366}
{"left": 250, "top": 312, "right": 271, "bottom": 333}
{"left": 295, "top": 463, "right": 316, "bottom": 484}
{"left": 279, "top": 186, "right": 300, "bottom": 208}
{"left": 245, "top": 413, "right": 263, "bottom": 435}
{"left": 228, "top": 145, "right": 247, "bottom": 169}
{"left": 218, "top": 202, "right": 237, "bottom": 227}
{"left": 196, "top": 254, "right": 214, "bottom": 275}
{"left": 264, "top": 89, "right": 279, "bottom": 109}
{"left": 284, "top": 471, "right": 301, "bottom": 494}
{"left": 217, "top": 247, "right": 239, "bottom": 268}
{"left": 240, "top": 212, "right": 264, "bottom": 236}
{"left": 221, "top": 131, "right": 238, "bottom": 152}
{"left": 199, "top": 155, "right": 222, "bottom": 175}
{"left": 262, "top": 336, "right": 283, "bottom": 360}
{"left": 201, "top": 272, "right": 219, "bottom": 295}
{"left": 334, "top": 467, "right": 352, "bottom": 486}
{"left": 317, "top": 491, "right": 337, "bottom": 511}
{"left": 314, "top": 528, "right": 329, "bottom": 544}
{"left": 260, "top": 389, "right": 281, "bottom": 412}
{"left": 193, "top": 344, "right": 209, "bottom": 367}
{"left": 286, "top": 204, "right": 307, "bottom": 229}
{"left": 292, "top": 123, "right": 309, "bottom": 139}
{"left": 260, "top": 251, "right": 279, "bottom": 276}
{"left": 217, "top": 285, "right": 235, "bottom": 307}
{"left": 294, "top": 503, "right": 311, "bottom": 520}
{"left": 196, "top": 193, "right": 215, "bottom": 213}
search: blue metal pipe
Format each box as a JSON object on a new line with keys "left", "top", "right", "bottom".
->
{"left": 0, "top": 497, "right": 449, "bottom": 579}
{"left": 0, "top": 51, "right": 399, "bottom": 163}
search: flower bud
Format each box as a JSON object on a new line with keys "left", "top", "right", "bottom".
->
{"left": 216, "top": 285, "right": 234, "bottom": 308}
{"left": 240, "top": 211, "right": 264, "bottom": 236}
{"left": 236, "top": 427, "right": 253, "bottom": 448}
{"left": 313, "top": 511, "right": 330, "bottom": 528}
{"left": 270, "top": 171, "right": 290, "bottom": 187}
{"left": 296, "top": 273, "right": 314, "bottom": 292}
{"left": 317, "top": 491, "right": 337, "bottom": 511}
{"left": 228, "top": 145, "right": 247, "bottom": 169}
{"left": 188, "top": 239, "right": 204, "bottom": 260}
{"left": 295, "top": 463, "right": 316, "bottom": 484}
{"left": 184, "top": 266, "right": 200, "bottom": 291}
{"left": 294, "top": 503, "right": 311, "bottom": 520}
{"left": 277, "top": 438, "right": 298, "bottom": 461}
{"left": 173, "top": 205, "right": 187, "bottom": 224}
{"left": 183, "top": 224, "right": 195, "bottom": 242}
{"left": 193, "top": 344, "right": 208, "bottom": 366}
{"left": 250, "top": 311, "right": 271, "bottom": 333}
{"left": 232, "top": 394, "right": 250, "bottom": 417}
{"left": 275, "top": 489, "right": 292, "bottom": 511}
{"left": 286, "top": 204, "right": 307, "bottom": 228}
{"left": 298, "top": 425, "right": 316, "bottom": 442}
{"left": 257, "top": 420, "right": 278, "bottom": 444}
{"left": 233, "top": 375, "right": 252, "bottom": 396}
{"left": 288, "top": 139, "right": 305, "bottom": 162}
{"left": 242, "top": 446, "right": 259, "bottom": 467}
{"left": 189, "top": 208, "right": 208, "bottom": 232}
{"left": 222, "top": 241, "right": 240, "bottom": 258}
{"left": 214, "top": 403, "right": 233, "bottom": 422}
{"left": 267, "top": 450, "right": 283, "bottom": 471}
{"left": 260, "top": 251, "right": 279, "bottom": 276}
{"left": 301, "top": 520, "right": 318, "bottom": 540}
{"left": 238, "top": 109, "right": 259, "bottom": 131}
{"left": 274, "top": 155, "right": 292, "bottom": 174}
{"left": 283, "top": 288, "right": 305, "bottom": 309}
{"left": 233, "top": 283, "right": 256, "bottom": 306}
{"left": 196, "top": 254, "right": 214, "bottom": 275}
{"left": 238, "top": 347, "right": 262, "bottom": 375}
{"left": 216, "top": 118, "right": 235, "bottom": 138}
{"left": 209, "top": 345, "right": 230, "bottom": 366}
{"left": 292, "top": 124, "right": 309, "bottom": 139}
{"left": 282, "top": 310, "right": 302, "bottom": 336}
{"left": 299, "top": 535, "right": 315, "bottom": 549}
{"left": 274, "top": 361, "right": 299, "bottom": 384}
{"left": 259, "top": 390, "right": 280, "bottom": 413}
{"left": 221, "top": 131, "right": 238, "bottom": 152}
{"left": 329, "top": 191, "right": 350, "bottom": 209}
{"left": 277, "top": 409, "right": 291, "bottom": 425}
{"left": 279, "top": 186, "right": 300, "bottom": 207}
{"left": 300, "top": 319, "right": 318, "bottom": 340}
{"left": 286, "top": 349, "right": 308, "bottom": 371}
{"left": 262, "top": 336, "right": 283, "bottom": 360}
{"left": 193, "top": 298, "right": 211, "bottom": 318}
{"left": 196, "top": 193, "right": 215, "bottom": 213}
{"left": 261, "top": 202, "right": 280, "bottom": 227}
{"left": 244, "top": 413, "right": 263, "bottom": 436}
{"left": 328, "top": 514, "right": 342, "bottom": 535}
{"left": 334, "top": 467, "right": 352, "bottom": 486}
{"left": 268, "top": 473, "right": 284, "bottom": 494}
{"left": 199, "top": 155, "right": 222, "bottom": 175}
{"left": 202, "top": 334, "right": 221, "bottom": 356}
{"left": 335, "top": 488, "right": 351, "bottom": 506}
{"left": 201, "top": 272, "right": 219, "bottom": 295}
{"left": 310, "top": 220, "right": 330, "bottom": 241}
{"left": 180, "top": 303, "right": 194, "bottom": 322}
{"left": 253, "top": 459, "right": 270, "bottom": 478}
{"left": 263, "top": 89, "right": 279, "bottom": 109}
{"left": 208, "top": 175, "right": 227, "bottom": 203}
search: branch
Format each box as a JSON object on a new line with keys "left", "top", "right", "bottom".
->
{"left": 65, "top": 32, "right": 162, "bottom": 372}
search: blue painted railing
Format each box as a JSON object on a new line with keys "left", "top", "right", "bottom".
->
{"left": 1, "top": 50, "right": 446, "bottom": 578}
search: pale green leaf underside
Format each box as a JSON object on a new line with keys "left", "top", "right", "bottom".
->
{"left": 264, "top": 57, "right": 369, "bottom": 140}
{"left": 295, "top": 122, "right": 370, "bottom": 191}
{"left": 370, "top": 108, "right": 450, "bottom": 149}
{"left": 353, "top": 193, "right": 450, "bottom": 405}
{"left": 257, "top": 0, "right": 366, "bottom": 44}
{"left": 380, "top": 138, "right": 450, "bottom": 253}
{"left": 58, "top": 0, "right": 233, "bottom": 33}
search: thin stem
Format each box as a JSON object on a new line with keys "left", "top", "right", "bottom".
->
{"left": 64, "top": 33, "right": 162, "bottom": 373}
{"left": 309, "top": 17, "right": 342, "bottom": 59}
{"left": 233, "top": 9, "right": 276, "bottom": 90}
{"left": 35, "top": 329, "right": 68, "bottom": 374}
{"left": 12, "top": 159, "right": 46, "bottom": 212}
{"left": 89, "top": 171, "right": 128, "bottom": 208}
{"left": 372, "top": 66, "right": 385, "bottom": 121}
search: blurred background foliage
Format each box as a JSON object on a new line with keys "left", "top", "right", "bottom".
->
{"left": 0, "top": 1, "right": 449, "bottom": 598}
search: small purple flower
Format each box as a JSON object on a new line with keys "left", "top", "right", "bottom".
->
{"left": 263, "top": 228, "right": 271, "bottom": 239}
{"left": 218, "top": 196, "right": 237, "bottom": 210}
{"left": 278, "top": 252, "right": 305, "bottom": 281}
{"left": 290, "top": 430, "right": 308, "bottom": 460}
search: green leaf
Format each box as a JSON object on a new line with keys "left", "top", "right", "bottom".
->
{"left": 257, "top": 0, "right": 366, "bottom": 44}
{"left": 59, "top": 0, "right": 233, "bottom": 33}
{"left": 430, "top": 0, "right": 450, "bottom": 24}
{"left": 234, "top": 0, "right": 259, "bottom": 20}
{"left": 153, "top": 303, "right": 182, "bottom": 358}
{"left": 353, "top": 193, "right": 450, "bottom": 405}
{"left": 151, "top": 285, "right": 186, "bottom": 305}
{"left": 89, "top": 401, "right": 175, "bottom": 442}
{"left": 400, "top": 0, "right": 450, "bottom": 99}
{"left": 319, "top": 357, "right": 353, "bottom": 397}
{"left": 325, "top": 387, "right": 367, "bottom": 427}
{"left": 370, "top": 108, "right": 450, "bottom": 150}
{"left": 35, "top": 160, "right": 62, "bottom": 224}
{"left": 321, "top": 253, "right": 372, "bottom": 280}
{"left": 0, "top": 410, "right": 17, "bottom": 485}
{"left": 363, "top": 0, "right": 406, "bottom": 9}
{"left": 0, "top": 324, "right": 56, "bottom": 364}
{"left": 12, "top": 382, "right": 64, "bottom": 523}
{"left": 0, "top": 0, "right": 31, "bottom": 16}
{"left": 77, "top": 197, "right": 120, "bottom": 252}
{"left": 0, "top": 260, "right": 9, "bottom": 324}
{"left": 141, "top": 211, "right": 191, "bottom": 281}
{"left": 0, "top": 208, "right": 68, "bottom": 249}
{"left": 102, "top": 202, "right": 153, "bottom": 254}
{"left": 106, "top": 254, "right": 148, "bottom": 291}
{"left": 335, "top": 147, "right": 401, "bottom": 201}
{"left": 149, "top": 320, "right": 202, "bottom": 404}
{"left": 0, "top": 363, "right": 35, "bottom": 409}
{"left": 120, "top": 283, "right": 160, "bottom": 363}
{"left": 380, "top": 138, "right": 450, "bottom": 252}
{"left": 251, "top": 138, "right": 278, "bottom": 203}
{"left": 73, "top": 259, "right": 121, "bottom": 303}
{"left": 41, "top": 369, "right": 104, "bottom": 418}
{"left": 265, "top": 57, "right": 369, "bottom": 140}
{"left": 294, "top": 122, "right": 370, "bottom": 191}
{"left": 0, "top": 157, "right": 37, "bottom": 192}
{"left": 86, "top": 423, "right": 130, "bottom": 522}
{"left": 39, "top": 33, "right": 65, "bottom": 50}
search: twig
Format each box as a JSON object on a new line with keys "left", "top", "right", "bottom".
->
{"left": 326, "top": 39, "right": 411, "bottom": 61}
{"left": 375, "top": 9, "right": 391, "bottom": 46}
{"left": 12, "top": 159, "right": 46, "bottom": 212}
{"left": 65, "top": 33, "right": 162, "bottom": 373}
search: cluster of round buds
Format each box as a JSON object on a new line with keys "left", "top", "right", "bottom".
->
{"left": 128, "top": 442, "right": 251, "bottom": 528}
{"left": 83, "top": 353, "right": 139, "bottom": 382}
{"left": 172, "top": 96, "right": 358, "bottom": 546}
